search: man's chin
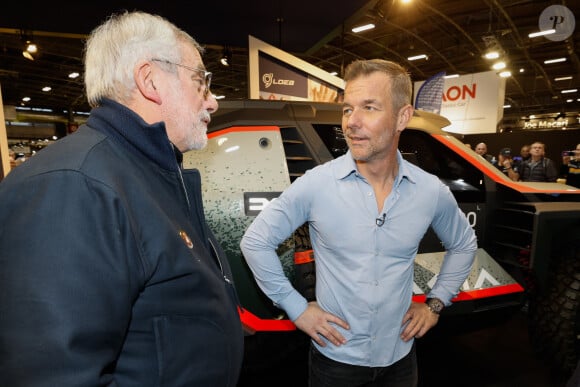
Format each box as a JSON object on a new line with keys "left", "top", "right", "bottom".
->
{"left": 193, "top": 137, "right": 208, "bottom": 151}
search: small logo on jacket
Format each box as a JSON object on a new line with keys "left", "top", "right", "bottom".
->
{"left": 179, "top": 230, "right": 193, "bottom": 249}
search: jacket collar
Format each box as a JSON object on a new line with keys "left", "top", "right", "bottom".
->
{"left": 86, "top": 98, "right": 182, "bottom": 171}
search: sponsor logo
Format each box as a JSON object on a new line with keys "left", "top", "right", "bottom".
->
{"left": 262, "top": 73, "right": 295, "bottom": 89}
{"left": 524, "top": 119, "right": 569, "bottom": 129}
{"left": 442, "top": 83, "right": 476, "bottom": 102}
{"left": 244, "top": 192, "right": 282, "bottom": 216}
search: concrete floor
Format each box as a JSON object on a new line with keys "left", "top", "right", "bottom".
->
{"left": 237, "top": 310, "right": 572, "bottom": 386}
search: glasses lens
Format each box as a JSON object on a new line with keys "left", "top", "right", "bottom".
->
{"left": 204, "top": 72, "right": 212, "bottom": 97}
{"left": 151, "top": 59, "right": 211, "bottom": 98}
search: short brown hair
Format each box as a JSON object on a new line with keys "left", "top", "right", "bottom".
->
{"left": 344, "top": 59, "right": 412, "bottom": 112}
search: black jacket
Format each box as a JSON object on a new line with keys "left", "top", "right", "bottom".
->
{"left": 0, "top": 99, "right": 244, "bottom": 386}
{"left": 519, "top": 157, "right": 558, "bottom": 182}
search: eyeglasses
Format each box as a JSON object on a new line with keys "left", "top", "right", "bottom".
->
{"left": 151, "top": 59, "right": 212, "bottom": 98}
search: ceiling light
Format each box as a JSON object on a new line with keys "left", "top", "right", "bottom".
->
{"left": 555, "top": 76, "right": 573, "bottom": 81}
{"left": 499, "top": 71, "right": 511, "bottom": 78}
{"left": 544, "top": 58, "right": 566, "bottom": 64}
{"left": 528, "top": 29, "right": 555, "bottom": 38}
{"left": 519, "top": 68, "right": 525, "bottom": 73}
{"left": 492, "top": 61, "right": 506, "bottom": 70}
{"left": 22, "top": 40, "right": 38, "bottom": 61}
{"left": 503, "top": 104, "right": 511, "bottom": 108}
{"left": 42, "top": 86, "right": 51, "bottom": 92}
{"left": 220, "top": 46, "right": 232, "bottom": 67}
{"left": 561, "top": 89, "right": 577, "bottom": 93}
{"left": 352, "top": 23, "right": 375, "bottom": 33}
{"left": 407, "top": 54, "right": 428, "bottom": 61}
{"left": 444, "top": 74, "right": 459, "bottom": 79}
{"left": 68, "top": 72, "right": 80, "bottom": 79}
{"left": 484, "top": 51, "right": 499, "bottom": 60}
{"left": 22, "top": 97, "right": 31, "bottom": 102}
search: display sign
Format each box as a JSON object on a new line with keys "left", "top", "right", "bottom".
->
{"left": 518, "top": 116, "right": 577, "bottom": 130}
{"left": 248, "top": 36, "right": 344, "bottom": 102}
{"left": 414, "top": 71, "right": 506, "bottom": 134}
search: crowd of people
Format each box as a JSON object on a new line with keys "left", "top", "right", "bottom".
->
{"left": 474, "top": 141, "right": 580, "bottom": 187}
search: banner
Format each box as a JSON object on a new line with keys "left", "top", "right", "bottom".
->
{"left": 414, "top": 71, "right": 506, "bottom": 134}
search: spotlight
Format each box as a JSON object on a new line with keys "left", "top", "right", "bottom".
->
{"left": 220, "top": 47, "right": 232, "bottom": 67}
{"left": 22, "top": 40, "right": 38, "bottom": 61}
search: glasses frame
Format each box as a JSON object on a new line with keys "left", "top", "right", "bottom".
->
{"left": 151, "top": 58, "right": 212, "bottom": 98}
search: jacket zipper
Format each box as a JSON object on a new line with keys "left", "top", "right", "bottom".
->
{"left": 208, "top": 238, "right": 232, "bottom": 285}
{"left": 173, "top": 147, "right": 239, "bottom": 308}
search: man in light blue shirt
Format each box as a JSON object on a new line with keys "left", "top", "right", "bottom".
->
{"left": 240, "top": 59, "right": 477, "bottom": 387}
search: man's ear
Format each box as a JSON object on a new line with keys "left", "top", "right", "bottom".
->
{"left": 396, "top": 104, "right": 413, "bottom": 132}
{"left": 134, "top": 61, "right": 161, "bottom": 104}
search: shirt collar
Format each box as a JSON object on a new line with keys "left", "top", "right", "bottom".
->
{"left": 335, "top": 150, "right": 417, "bottom": 185}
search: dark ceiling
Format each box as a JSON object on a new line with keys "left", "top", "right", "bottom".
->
{"left": 0, "top": 0, "right": 578, "bottom": 130}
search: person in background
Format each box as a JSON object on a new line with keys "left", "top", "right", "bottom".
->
{"left": 475, "top": 142, "right": 495, "bottom": 163}
{"left": 0, "top": 11, "right": 243, "bottom": 386}
{"left": 512, "top": 144, "right": 530, "bottom": 170}
{"left": 520, "top": 144, "right": 531, "bottom": 161}
{"left": 561, "top": 143, "right": 580, "bottom": 188}
{"left": 518, "top": 141, "right": 558, "bottom": 182}
{"left": 494, "top": 147, "right": 519, "bottom": 181}
{"left": 240, "top": 59, "right": 477, "bottom": 387}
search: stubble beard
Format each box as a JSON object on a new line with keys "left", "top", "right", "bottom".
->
{"left": 346, "top": 131, "right": 389, "bottom": 162}
{"left": 189, "top": 120, "right": 208, "bottom": 150}
{"left": 184, "top": 110, "right": 209, "bottom": 151}
{"left": 347, "top": 139, "right": 374, "bottom": 162}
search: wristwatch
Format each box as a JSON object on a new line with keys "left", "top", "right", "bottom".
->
{"left": 425, "top": 298, "right": 445, "bottom": 315}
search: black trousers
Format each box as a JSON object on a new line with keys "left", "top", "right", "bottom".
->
{"left": 309, "top": 343, "right": 418, "bottom": 387}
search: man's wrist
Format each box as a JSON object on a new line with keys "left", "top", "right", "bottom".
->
{"left": 425, "top": 298, "right": 445, "bottom": 315}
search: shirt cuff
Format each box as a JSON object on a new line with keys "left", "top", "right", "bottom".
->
{"left": 278, "top": 289, "right": 309, "bottom": 321}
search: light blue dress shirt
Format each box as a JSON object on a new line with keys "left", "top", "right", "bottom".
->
{"left": 240, "top": 150, "right": 477, "bottom": 367}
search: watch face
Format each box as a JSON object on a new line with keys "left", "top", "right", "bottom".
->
{"left": 427, "top": 298, "right": 444, "bottom": 314}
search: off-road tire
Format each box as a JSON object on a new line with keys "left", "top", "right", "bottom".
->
{"left": 528, "top": 238, "right": 580, "bottom": 379}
